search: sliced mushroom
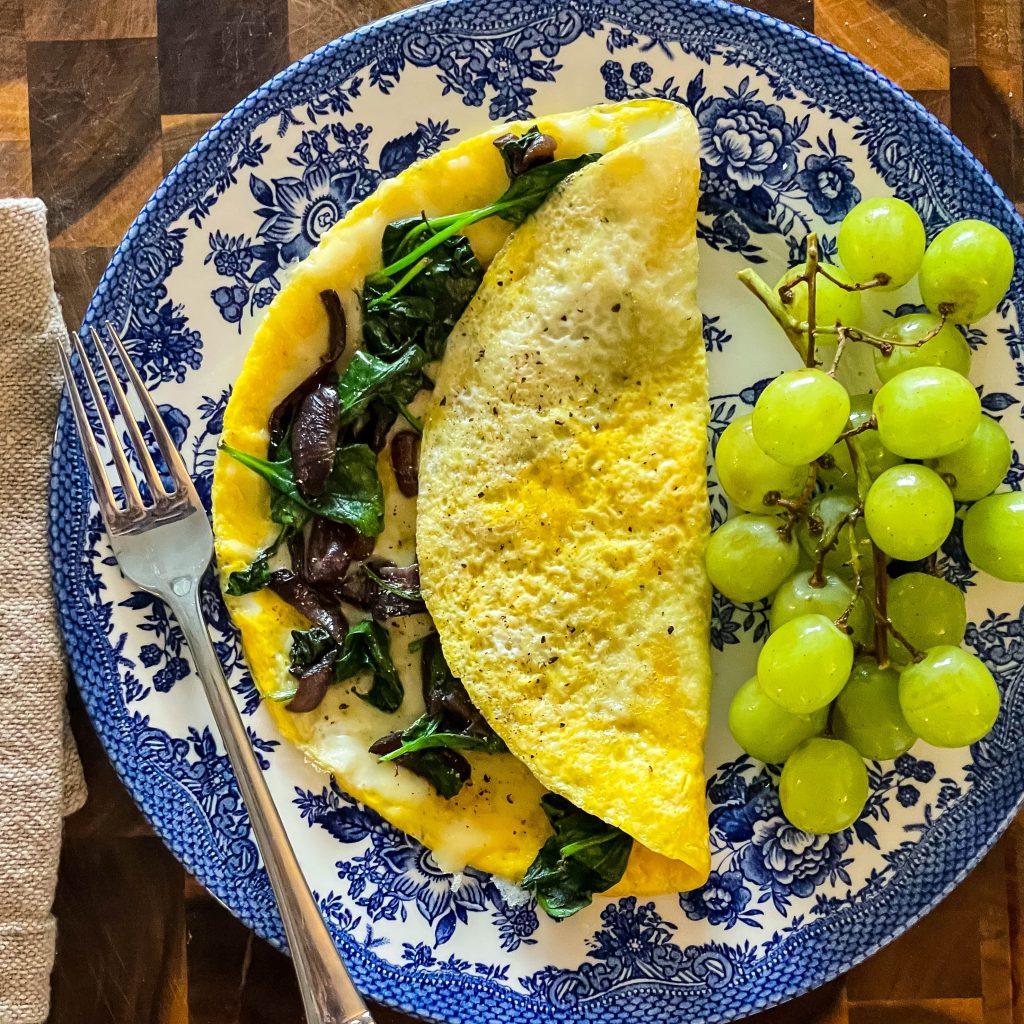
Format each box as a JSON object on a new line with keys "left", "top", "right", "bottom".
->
{"left": 292, "top": 381, "right": 340, "bottom": 498}
{"left": 268, "top": 290, "right": 346, "bottom": 449}
{"left": 340, "top": 559, "right": 425, "bottom": 619}
{"left": 285, "top": 657, "right": 335, "bottom": 713}
{"left": 303, "top": 517, "right": 375, "bottom": 590}
{"left": 390, "top": 430, "right": 421, "bottom": 497}
{"left": 267, "top": 570, "right": 348, "bottom": 641}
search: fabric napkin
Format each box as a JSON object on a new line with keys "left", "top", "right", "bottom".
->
{"left": 0, "top": 198, "right": 87, "bottom": 1023}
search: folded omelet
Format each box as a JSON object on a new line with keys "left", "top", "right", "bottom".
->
{"left": 212, "top": 99, "right": 711, "bottom": 894}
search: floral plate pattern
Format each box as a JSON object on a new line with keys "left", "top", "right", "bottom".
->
{"left": 49, "top": 1, "right": 1024, "bottom": 1022}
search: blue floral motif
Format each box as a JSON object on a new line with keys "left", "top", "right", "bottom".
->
{"left": 896, "top": 785, "right": 919, "bottom": 808}
{"left": 123, "top": 301, "right": 202, "bottom": 386}
{"left": 706, "top": 763, "right": 854, "bottom": 913}
{"left": 698, "top": 209, "right": 767, "bottom": 262}
{"left": 522, "top": 899, "right": 736, "bottom": 1008}
{"left": 679, "top": 870, "right": 758, "bottom": 928}
{"left": 492, "top": 894, "right": 540, "bottom": 953}
{"left": 737, "top": 818, "right": 851, "bottom": 906}
{"left": 698, "top": 80, "right": 799, "bottom": 191}
{"left": 254, "top": 163, "right": 370, "bottom": 264}
{"left": 796, "top": 134, "right": 861, "bottom": 222}
{"left": 294, "top": 783, "right": 509, "bottom": 947}
{"left": 711, "top": 592, "right": 771, "bottom": 650}
{"left": 118, "top": 590, "right": 188, "bottom": 693}
{"left": 600, "top": 58, "right": 683, "bottom": 103}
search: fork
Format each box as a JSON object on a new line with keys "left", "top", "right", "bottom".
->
{"left": 57, "top": 322, "right": 375, "bottom": 1024}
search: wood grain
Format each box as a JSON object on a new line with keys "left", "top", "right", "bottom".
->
{"left": 1, "top": 0, "right": 1020, "bottom": 1020}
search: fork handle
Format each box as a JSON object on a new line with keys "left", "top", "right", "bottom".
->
{"left": 169, "top": 583, "right": 374, "bottom": 1024}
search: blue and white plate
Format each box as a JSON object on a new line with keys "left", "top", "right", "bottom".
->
{"left": 50, "top": 1, "right": 1024, "bottom": 1021}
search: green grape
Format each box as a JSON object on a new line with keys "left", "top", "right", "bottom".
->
{"left": 962, "top": 491, "right": 1024, "bottom": 582}
{"left": 705, "top": 514, "right": 800, "bottom": 603}
{"left": 715, "top": 413, "right": 810, "bottom": 513}
{"left": 873, "top": 366, "right": 981, "bottom": 459}
{"left": 728, "top": 676, "right": 828, "bottom": 764}
{"left": 887, "top": 572, "right": 967, "bottom": 664}
{"left": 928, "top": 416, "right": 1012, "bottom": 501}
{"left": 757, "top": 613, "right": 854, "bottom": 713}
{"left": 775, "top": 262, "right": 863, "bottom": 331}
{"left": 898, "top": 646, "right": 1000, "bottom": 747}
{"left": 752, "top": 369, "right": 851, "bottom": 467}
{"left": 769, "top": 569, "right": 871, "bottom": 645}
{"left": 820, "top": 393, "right": 901, "bottom": 488}
{"left": 837, "top": 197, "right": 926, "bottom": 290}
{"left": 874, "top": 313, "right": 972, "bottom": 383}
{"left": 797, "top": 491, "right": 874, "bottom": 574}
{"left": 864, "top": 464, "right": 955, "bottom": 561}
{"left": 919, "top": 219, "right": 1015, "bottom": 324}
{"left": 833, "top": 659, "right": 917, "bottom": 760}
{"left": 780, "top": 737, "right": 869, "bottom": 834}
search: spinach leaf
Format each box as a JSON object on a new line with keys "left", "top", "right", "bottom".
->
{"left": 314, "top": 445, "right": 385, "bottom": 536}
{"left": 407, "top": 631, "right": 437, "bottom": 653}
{"left": 289, "top": 625, "right": 335, "bottom": 675}
{"left": 226, "top": 549, "right": 274, "bottom": 596}
{"left": 225, "top": 511, "right": 304, "bottom": 597}
{"left": 377, "top": 713, "right": 507, "bottom": 761}
{"left": 522, "top": 794, "right": 633, "bottom": 920}
{"left": 221, "top": 441, "right": 384, "bottom": 537}
{"left": 366, "top": 148, "right": 601, "bottom": 286}
{"left": 363, "top": 222, "right": 483, "bottom": 361}
{"left": 489, "top": 152, "right": 600, "bottom": 225}
{"left": 396, "top": 746, "right": 470, "bottom": 800}
{"left": 335, "top": 619, "right": 404, "bottom": 713}
{"left": 369, "top": 634, "right": 504, "bottom": 798}
{"left": 270, "top": 490, "right": 310, "bottom": 530}
{"left": 336, "top": 346, "right": 430, "bottom": 424}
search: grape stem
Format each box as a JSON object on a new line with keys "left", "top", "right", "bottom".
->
{"left": 763, "top": 465, "right": 818, "bottom": 531}
{"left": 804, "top": 234, "right": 820, "bottom": 369}
{"left": 817, "top": 266, "right": 891, "bottom": 292}
{"left": 836, "top": 532, "right": 864, "bottom": 634}
{"left": 810, "top": 505, "right": 862, "bottom": 588}
{"left": 822, "top": 315, "right": 948, "bottom": 356}
{"left": 872, "top": 545, "right": 890, "bottom": 667}
{"left": 736, "top": 268, "right": 807, "bottom": 358}
{"left": 864, "top": 590, "right": 926, "bottom": 665}
{"left": 836, "top": 416, "right": 877, "bottom": 443}
{"left": 828, "top": 330, "right": 848, "bottom": 376}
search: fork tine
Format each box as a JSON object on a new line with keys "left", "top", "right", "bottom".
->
{"left": 89, "top": 326, "right": 169, "bottom": 500}
{"left": 70, "top": 331, "right": 145, "bottom": 511}
{"left": 56, "top": 338, "right": 123, "bottom": 524}
{"left": 104, "top": 321, "right": 198, "bottom": 500}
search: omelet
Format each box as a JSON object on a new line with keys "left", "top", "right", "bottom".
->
{"left": 418, "top": 107, "right": 710, "bottom": 885}
{"left": 212, "top": 98, "right": 710, "bottom": 894}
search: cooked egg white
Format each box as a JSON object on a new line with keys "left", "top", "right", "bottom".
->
{"left": 212, "top": 99, "right": 709, "bottom": 892}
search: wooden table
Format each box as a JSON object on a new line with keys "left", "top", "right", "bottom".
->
{"left": 4, "top": 0, "right": 1021, "bottom": 1020}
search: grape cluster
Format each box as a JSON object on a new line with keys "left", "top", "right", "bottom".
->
{"left": 709, "top": 200, "right": 1018, "bottom": 835}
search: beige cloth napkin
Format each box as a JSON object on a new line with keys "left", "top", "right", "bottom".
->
{"left": 0, "top": 198, "right": 87, "bottom": 1023}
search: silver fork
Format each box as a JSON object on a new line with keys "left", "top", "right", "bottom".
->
{"left": 57, "top": 322, "right": 374, "bottom": 1024}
